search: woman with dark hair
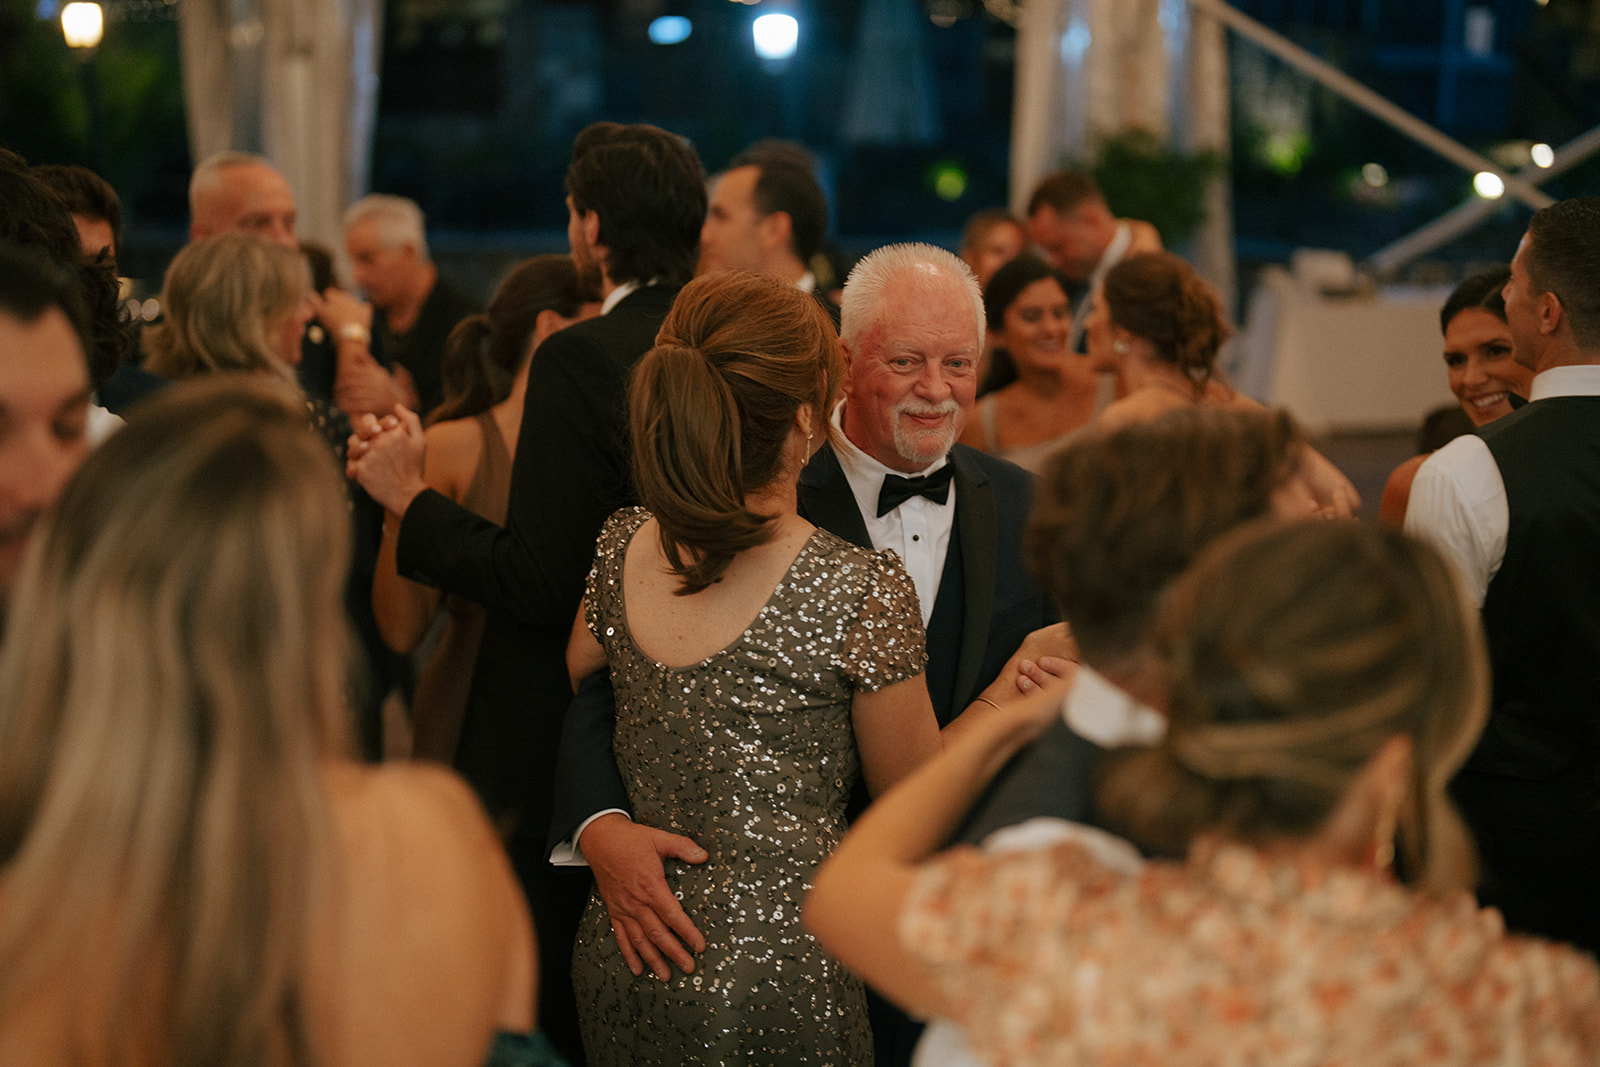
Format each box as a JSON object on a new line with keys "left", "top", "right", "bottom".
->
{"left": 372, "top": 255, "right": 594, "bottom": 761}
{"left": 1379, "top": 267, "right": 1533, "bottom": 526}
{"left": 807, "top": 519, "right": 1600, "bottom": 1064}
{"left": 958, "top": 252, "right": 1099, "bottom": 472}
{"left": 565, "top": 270, "right": 942, "bottom": 1065}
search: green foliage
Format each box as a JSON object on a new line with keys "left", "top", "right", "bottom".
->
{"left": 0, "top": 1, "right": 188, "bottom": 217}
{"left": 1079, "top": 129, "right": 1224, "bottom": 247}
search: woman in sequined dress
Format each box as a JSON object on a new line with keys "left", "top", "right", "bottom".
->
{"left": 566, "top": 271, "right": 943, "bottom": 1065}
{"left": 809, "top": 519, "right": 1600, "bottom": 1065}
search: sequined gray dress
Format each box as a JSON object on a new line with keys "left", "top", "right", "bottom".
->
{"left": 572, "top": 508, "right": 927, "bottom": 1066}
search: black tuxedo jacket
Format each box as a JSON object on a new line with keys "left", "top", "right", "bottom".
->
{"left": 396, "top": 285, "right": 679, "bottom": 837}
{"left": 547, "top": 440, "right": 1054, "bottom": 846}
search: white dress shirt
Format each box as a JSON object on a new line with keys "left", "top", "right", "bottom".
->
{"left": 1406, "top": 364, "right": 1600, "bottom": 606}
{"left": 829, "top": 401, "right": 955, "bottom": 626}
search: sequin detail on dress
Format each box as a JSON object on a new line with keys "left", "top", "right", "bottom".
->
{"left": 572, "top": 507, "right": 927, "bottom": 1066}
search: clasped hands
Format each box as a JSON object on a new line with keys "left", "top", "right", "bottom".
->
{"left": 345, "top": 405, "right": 429, "bottom": 516}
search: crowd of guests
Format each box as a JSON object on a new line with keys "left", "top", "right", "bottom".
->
{"left": 2, "top": 122, "right": 1599, "bottom": 1067}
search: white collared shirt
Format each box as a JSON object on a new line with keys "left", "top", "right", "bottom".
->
{"left": 1406, "top": 363, "right": 1600, "bottom": 606}
{"left": 599, "top": 279, "right": 639, "bottom": 315}
{"left": 829, "top": 401, "right": 955, "bottom": 626}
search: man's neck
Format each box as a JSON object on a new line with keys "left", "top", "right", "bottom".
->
{"left": 1535, "top": 343, "right": 1600, "bottom": 373}
{"left": 770, "top": 254, "right": 808, "bottom": 290}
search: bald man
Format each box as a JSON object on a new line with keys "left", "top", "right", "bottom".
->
{"left": 187, "top": 152, "right": 407, "bottom": 417}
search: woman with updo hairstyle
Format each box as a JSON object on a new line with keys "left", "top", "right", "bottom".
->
{"left": 808, "top": 520, "right": 1600, "bottom": 1065}
{"left": 1085, "top": 249, "right": 1235, "bottom": 425}
{"left": 565, "top": 270, "right": 941, "bottom": 1066}
{"left": 0, "top": 376, "right": 551, "bottom": 1066}
{"left": 1087, "top": 251, "right": 1362, "bottom": 515}
{"left": 144, "top": 232, "right": 312, "bottom": 384}
{"left": 958, "top": 252, "right": 1099, "bottom": 472}
{"left": 373, "top": 254, "right": 594, "bottom": 762}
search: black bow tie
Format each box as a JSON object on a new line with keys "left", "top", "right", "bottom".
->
{"left": 877, "top": 464, "right": 954, "bottom": 516}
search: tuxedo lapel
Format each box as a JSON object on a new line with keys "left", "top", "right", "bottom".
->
{"left": 798, "top": 445, "right": 872, "bottom": 549}
{"left": 951, "top": 450, "right": 998, "bottom": 707}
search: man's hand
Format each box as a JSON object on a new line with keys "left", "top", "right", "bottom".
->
{"left": 334, "top": 344, "right": 407, "bottom": 420}
{"left": 309, "top": 285, "right": 373, "bottom": 335}
{"left": 580, "top": 813, "right": 708, "bottom": 980}
{"left": 346, "top": 406, "right": 429, "bottom": 515}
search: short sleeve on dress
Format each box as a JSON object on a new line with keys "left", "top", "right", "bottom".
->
{"left": 584, "top": 507, "right": 650, "bottom": 642}
{"left": 839, "top": 548, "right": 927, "bottom": 691}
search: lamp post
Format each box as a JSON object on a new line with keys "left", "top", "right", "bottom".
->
{"left": 61, "top": 2, "right": 105, "bottom": 175}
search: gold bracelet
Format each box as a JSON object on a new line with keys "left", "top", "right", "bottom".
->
{"left": 974, "top": 696, "right": 1002, "bottom": 711}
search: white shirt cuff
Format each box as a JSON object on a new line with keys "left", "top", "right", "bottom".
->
{"left": 548, "top": 808, "right": 629, "bottom": 866}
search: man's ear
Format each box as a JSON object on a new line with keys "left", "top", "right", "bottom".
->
{"left": 1538, "top": 289, "right": 1565, "bottom": 337}
{"left": 759, "top": 210, "right": 794, "bottom": 255}
{"left": 580, "top": 210, "right": 602, "bottom": 253}
{"left": 839, "top": 339, "right": 855, "bottom": 397}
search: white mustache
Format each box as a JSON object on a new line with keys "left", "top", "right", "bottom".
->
{"left": 896, "top": 399, "right": 960, "bottom": 419}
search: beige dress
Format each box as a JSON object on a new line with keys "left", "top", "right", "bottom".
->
{"left": 904, "top": 839, "right": 1600, "bottom": 1066}
{"left": 409, "top": 412, "right": 513, "bottom": 763}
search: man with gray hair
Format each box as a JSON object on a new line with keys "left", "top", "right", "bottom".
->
{"left": 343, "top": 194, "right": 479, "bottom": 415}
{"left": 548, "top": 241, "right": 1059, "bottom": 1066}
{"left": 188, "top": 152, "right": 405, "bottom": 418}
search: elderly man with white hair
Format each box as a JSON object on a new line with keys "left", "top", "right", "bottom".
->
{"left": 547, "top": 241, "right": 1062, "bottom": 1067}
{"left": 343, "top": 194, "right": 479, "bottom": 416}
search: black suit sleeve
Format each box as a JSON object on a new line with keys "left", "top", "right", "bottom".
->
{"left": 952, "top": 717, "right": 1105, "bottom": 845}
{"left": 396, "top": 324, "right": 634, "bottom": 636}
{"left": 548, "top": 670, "right": 633, "bottom": 848}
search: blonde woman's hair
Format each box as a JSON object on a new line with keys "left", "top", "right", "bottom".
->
{"left": 144, "top": 232, "right": 309, "bottom": 383}
{"left": 1097, "top": 519, "right": 1488, "bottom": 894}
{"left": 0, "top": 376, "right": 354, "bottom": 1065}
{"left": 631, "top": 269, "right": 841, "bottom": 595}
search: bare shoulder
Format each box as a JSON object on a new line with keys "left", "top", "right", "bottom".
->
{"left": 327, "top": 761, "right": 512, "bottom": 891}
{"left": 319, "top": 762, "right": 534, "bottom": 1061}
{"left": 1380, "top": 453, "right": 1429, "bottom": 528}
{"left": 1098, "top": 389, "right": 1179, "bottom": 431}
{"left": 422, "top": 417, "right": 486, "bottom": 503}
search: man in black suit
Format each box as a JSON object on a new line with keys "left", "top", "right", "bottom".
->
{"left": 547, "top": 242, "right": 1059, "bottom": 1065}
{"left": 1406, "top": 197, "right": 1600, "bottom": 956}
{"left": 345, "top": 122, "right": 706, "bottom": 1063}
{"left": 698, "top": 140, "right": 838, "bottom": 326}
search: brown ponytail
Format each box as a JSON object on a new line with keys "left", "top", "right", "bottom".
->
{"left": 630, "top": 270, "right": 840, "bottom": 595}
{"left": 1102, "top": 251, "right": 1233, "bottom": 392}
{"left": 429, "top": 254, "right": 586, "bottom": 426}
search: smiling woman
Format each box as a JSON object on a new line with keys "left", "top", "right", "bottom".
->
{"left": 1379, "top": 267, "right": 1534, "bottom": 526}
{"left": 958, "top": 252, "right": 1099, "bottom": 472}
